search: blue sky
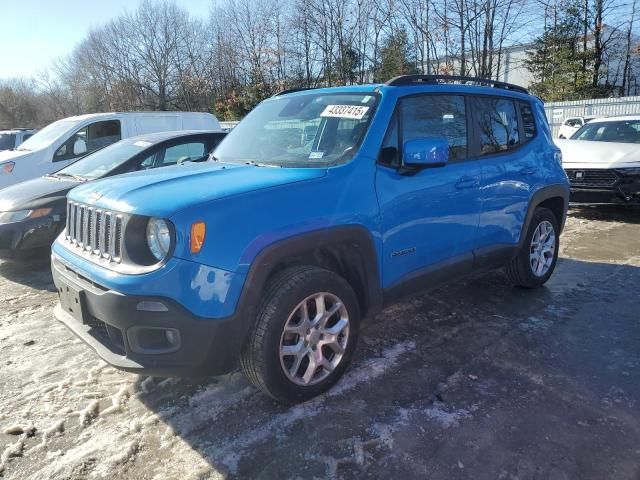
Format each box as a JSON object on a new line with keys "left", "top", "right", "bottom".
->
{"left": 0, "top": 0, "right": 212, "bottom": 80}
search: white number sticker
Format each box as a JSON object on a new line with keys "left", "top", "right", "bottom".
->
{"left": 320, "top": 105, "right": 370, "bottom": 120}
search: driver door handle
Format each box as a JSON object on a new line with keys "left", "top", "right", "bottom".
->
{"left": 520, "top": 166, "right": 536, "bottom": 176}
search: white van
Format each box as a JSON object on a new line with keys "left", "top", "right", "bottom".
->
{"left": 0, "top": 112, "right": 221, "bottom": 189}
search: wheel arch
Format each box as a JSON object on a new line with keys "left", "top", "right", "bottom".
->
{"left": 518, "top": 184, "right": 570, "bottom": 250}
{"left": 234, "top": 226, "right": 382, "bottom": 345}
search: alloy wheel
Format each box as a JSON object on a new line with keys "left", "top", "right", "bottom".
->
{"left": 279, "top": 292, "right": 350, "bottom": 386}
{"left": 529, "top": 220, "right": 556, "bottom": 277}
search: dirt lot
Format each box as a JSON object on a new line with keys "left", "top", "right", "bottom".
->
{"left": 0, "top": 207, "right": 639, "bottom": 480}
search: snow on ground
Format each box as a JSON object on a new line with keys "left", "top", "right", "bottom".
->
{"left": 0, "top": 207, "right": 639, "bottom": 479}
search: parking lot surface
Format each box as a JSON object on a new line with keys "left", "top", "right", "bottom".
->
{"left": 0, "top": 207, "right": 639, "bottom": 479}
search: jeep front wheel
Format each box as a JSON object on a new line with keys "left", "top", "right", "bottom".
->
{"left": 240, "top": 266, "right": 360, "bottom": 403}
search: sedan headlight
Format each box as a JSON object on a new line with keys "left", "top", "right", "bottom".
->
{"left": 146, "top": 217, "right": 172, "bottom": 262}
{"left": 0, "top": 208, "right": 52, "bottom": 225}
{"left": 616, "top": 167, "right": 640, "bottom": 175}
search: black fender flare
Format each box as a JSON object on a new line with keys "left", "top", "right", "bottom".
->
{"left": 233, "top": 225, "right": 383, "bottom": 340}
{"left": 517, "top": 183, "right": 570, "bottom": 251}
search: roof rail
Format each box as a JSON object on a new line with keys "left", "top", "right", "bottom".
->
{"left": 273, "top": 86, "right": 316, "bottom": 97}
{"left": 385, "top": 75, "right": 528, "bottom": 94}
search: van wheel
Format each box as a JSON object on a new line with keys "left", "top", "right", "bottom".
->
{"left": 240, "top": 266, "right": 360, "bottom": 403}
{"left": 506, "top": 207, "right": 559, "bottom": 288}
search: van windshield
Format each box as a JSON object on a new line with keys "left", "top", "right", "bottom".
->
{"left": 17, "top": 119, "right": 78, "bottom": 152}
{"left": 214, "top": 92, "right": 379, "bottom": 167}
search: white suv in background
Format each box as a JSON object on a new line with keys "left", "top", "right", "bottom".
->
{"left": 557, "top": 116, "right": 599, "bottom": 139}
{"left": 0, "top": 129, "right": 37, "bottom": 151}
{"left": 0, "top": 112, "right": 221, "bottom": 190}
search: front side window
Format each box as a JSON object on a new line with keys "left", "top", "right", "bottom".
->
{"left": 214, "top": 92, "right": 378, "bottom": 167}
{"left": 400, "top": 95, "right": 468, "bottom": 162}
{"left": 474, "top": 97, "right": 520, "bottom": 155}
{"left": 54, "top": 120, "right": 122, "bottom": 162}
{"left": 571, "top": 120, "right": 640, "bottom": 143}
{"left": 0, "top": 134, "right": 16, "bottom": 150}
{"left": 162, "top": 142, "right": 206, "bottom": 165}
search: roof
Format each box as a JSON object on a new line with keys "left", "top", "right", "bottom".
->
{"left": 589, "top": 115, "right": 640, "bottom": 123}
{"left": 121, "top": 129, "right": 224, "bottom": 144}
{"left": 274, "top": 76, "right": 532, "bottom": 100}
{"left": 61, "top": 112, "right": 217, "bottom": 122}
{"left": 0, "top": 129, "right": 37, "bottom": 133}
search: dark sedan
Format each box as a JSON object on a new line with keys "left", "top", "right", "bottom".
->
{"left": 0, "top": 130, "right": 226, "bottom": 260}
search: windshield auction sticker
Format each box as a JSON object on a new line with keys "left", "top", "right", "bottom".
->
{"left": 320, "top": 105, "right": 370, "bottom": 120}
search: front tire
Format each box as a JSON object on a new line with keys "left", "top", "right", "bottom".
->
{"left": 240, "top": 266, "right": 360, "bottom": 403}
{"left": 506, "top": 207, "right": 560, "bottom": 288}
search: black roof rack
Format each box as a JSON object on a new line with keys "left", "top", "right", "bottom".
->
{"left": 385, "top": 75, "right": 528, "bottom": 94}
{"left": 273, "top": 86, "right": 316, "bottom": 97}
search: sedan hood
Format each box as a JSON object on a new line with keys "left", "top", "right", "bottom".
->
{"left": 0, "top": 176, "right": 80, "bottom": 211}
{"left": 557, "top": 139, "right": 640, "bottom": 169}
{"left": 69, "top": 162, "right": 328, "bottom": 217}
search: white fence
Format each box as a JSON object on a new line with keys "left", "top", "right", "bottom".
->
{"left": 544, "top": 96, "right": 640, "bottom": 138}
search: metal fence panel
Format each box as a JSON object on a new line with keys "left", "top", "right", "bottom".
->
{"left": 544, "top": 96, "right": 640, "bottom": 138}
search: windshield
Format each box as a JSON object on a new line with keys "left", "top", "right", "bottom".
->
{"left": 571, "top": 120, "right": 640, "bottom": 143}
{"left": 56, "top": 139, "right": 149, "bottom": 181}
{"left": 214, "top": 92, "right": 379, "bottom": 167}
{"left": 0, "top": 134, "right": 16, "bottom": 150}
{"left": 17, "top": 119, "right": 78, "bottom": 151}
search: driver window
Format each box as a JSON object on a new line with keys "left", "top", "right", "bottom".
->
{"left": 54, "top": 120, "right": 121, "bottom": 162}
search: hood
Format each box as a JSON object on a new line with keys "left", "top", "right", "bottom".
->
{"left": 0, "top": 149, "right": 33, "bottom": 164}
{"left": 0, "top": 176, "right": 79, "bottom": 211}
{"left": 557, "top": 139, "right": 640, "bottom": 169}
{"left": 68, "top": 162, "right": 328, "bottom": 217}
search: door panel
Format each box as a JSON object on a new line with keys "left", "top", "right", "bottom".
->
{"left": 473, "top": 98, "right": 536, "bottom": 249}
{"left": 376, "top": 94, "right": 481, "bottom": 289}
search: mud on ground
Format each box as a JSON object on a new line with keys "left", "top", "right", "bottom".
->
{"left": 0, "top": 206, "right": 639, "bottom": 479}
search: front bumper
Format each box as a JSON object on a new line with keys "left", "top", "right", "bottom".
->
{"left": 0, "top": 215, "right": 63, "bottom": 259}
{"left": 565, "top": 168, "right": 640, "bottom": 205}
{"left": 51, "top": 255, "right": 247, "bottom": 377}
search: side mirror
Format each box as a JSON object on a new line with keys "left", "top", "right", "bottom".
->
{"left": 73, "top": 139, "right": 87, "bottom": 156}
{"left": 403, "top": 137, "right": 449, "bottom": 168}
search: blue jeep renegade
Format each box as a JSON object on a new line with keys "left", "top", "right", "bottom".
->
{"left": 52, "top": 75, "right": 570, "bottom": 403}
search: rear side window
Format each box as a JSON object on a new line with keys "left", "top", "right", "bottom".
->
{"left": 400, "top": 95, "right": 468, "bottom": 161}
{"left": 519, "top": 102, "right": 537, "bottom": 140}
{"left": 474, "top": 97, "right": 520, "bottom": 155}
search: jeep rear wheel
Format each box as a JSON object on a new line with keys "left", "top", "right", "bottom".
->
{"left": 506, "top": 207, "right": 560, "bottom": 288}
{"left": 240, "top": 266, "right": 360, "bottom": 403}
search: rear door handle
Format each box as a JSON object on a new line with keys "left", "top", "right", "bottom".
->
{"left": 520, "top": 166, "right": 536, "bottom": 176}
{"left": 455, "top": 176, "right": 479, "bottom": 189}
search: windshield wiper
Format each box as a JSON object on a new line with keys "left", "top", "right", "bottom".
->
{"left": 50, "top": 172, "right": 87, "bottom": 182}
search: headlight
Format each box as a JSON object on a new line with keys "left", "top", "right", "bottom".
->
{"left": 146, "top": 217, "right": 171, "bottom": 262}
{"left": 0, "top": 208, "right": 52, "bottom": 224}
{"left": 616, "top": 167, "right": 640, "bottom": 175}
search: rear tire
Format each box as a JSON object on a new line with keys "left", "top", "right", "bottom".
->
{"left": 240, "top": 266, "right": 360, "bottom": 403}
{"left": 506, "top": 207, "right": 559, "bottom": 288}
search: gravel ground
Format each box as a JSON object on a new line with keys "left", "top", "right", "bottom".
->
{"left": 0, "top": 207, "right": 639, "bottom": 480}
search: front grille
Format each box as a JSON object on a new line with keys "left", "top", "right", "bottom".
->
{"left": 65, "top": 202, "right": 124, "bottom": 263}
{"left": 565, "top": 169, "right": 618, "bottom": 188}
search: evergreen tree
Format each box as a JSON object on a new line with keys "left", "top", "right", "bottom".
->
{"left": 373, "top": 29, "right": 418, "bottom": 83}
